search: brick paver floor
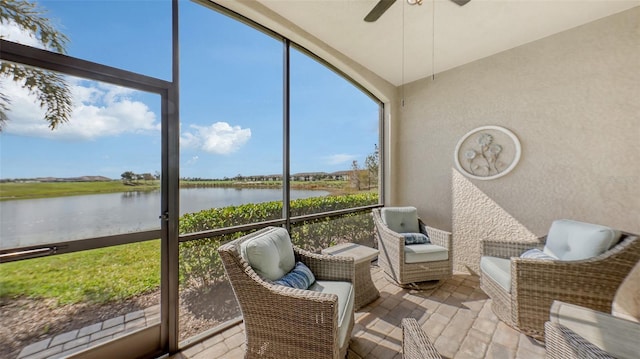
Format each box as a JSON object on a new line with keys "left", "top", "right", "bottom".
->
{"left": 17, "top": 263, "right": 546, "bottom": 359}
{"left": 16, "top": 305, "right": 160, "bottom": 359}
{"left": 170, "top": 264, "right": 546, "bottom": 359}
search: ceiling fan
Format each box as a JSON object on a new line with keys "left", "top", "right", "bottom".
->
{"left": 364, "top": 0, "right": 472, "bottom": 22}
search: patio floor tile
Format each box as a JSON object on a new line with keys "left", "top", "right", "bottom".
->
{"left": 170, "top": 264, "right": 545, "bottom": 359}
{"left": 15, "top": 262, "right": 545, "bottom": 359}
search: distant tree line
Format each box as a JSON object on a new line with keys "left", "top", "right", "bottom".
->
{"left": 180, "top": 144, "right": 381, "bottom": 188}
{"left": 120, "top": 171, "right": 159, "bottom": 185}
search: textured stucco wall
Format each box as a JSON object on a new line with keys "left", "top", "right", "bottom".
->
{"left": 395, "top": 7, "right": 640, "bottom": 273}
{"left": 451, "top": 170, "right": 538, "bottom": 274}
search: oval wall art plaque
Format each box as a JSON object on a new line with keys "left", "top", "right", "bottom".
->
{"left": 454, "top": 125, "right": 521, "bottom": 180}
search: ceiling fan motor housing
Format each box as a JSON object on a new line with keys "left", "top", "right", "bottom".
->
{"left": 364, "top": 0, "right": 472, "bottom": 23}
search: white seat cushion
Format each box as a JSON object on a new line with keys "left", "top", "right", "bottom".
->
{"left": 552, "top": 301, "right": 640, "bottom": 359}
{"left": 404, "top": 244, "right": 448, "bottom": 264}
{"left": 543, "top": 219, "right": 621, "bottom": 260}
{"left": 381, "top": 207, "right": 420, "bottom": 233}
{"left": 240, "top": 227, "right": 295, "bottom": 281}
{"left": 480, "top": 256, "right": 511, "bottom": 292}
{"left": 308, "top": 281, "right": 354, "bottom": 348}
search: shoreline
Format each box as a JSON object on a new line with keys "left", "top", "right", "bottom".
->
{"left": 0, "top": 180, "right": 367, "bottom": 201}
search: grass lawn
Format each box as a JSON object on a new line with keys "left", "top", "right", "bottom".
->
{"left": 0, "top": 240, "right": 160, "bottom": 305}
{"left": 0, "top": 181, "right": 159, "bottom": 200}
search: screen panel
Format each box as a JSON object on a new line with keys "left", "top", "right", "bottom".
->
{"left": 0, "top": 67, "right": 162, "bottom": 249}
{"left": 289, "top": 48, "right": 380, "bottom": 217}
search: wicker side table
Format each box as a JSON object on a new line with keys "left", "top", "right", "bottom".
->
{"left": 322, "top": 243, "right": 380, "bottom": 310}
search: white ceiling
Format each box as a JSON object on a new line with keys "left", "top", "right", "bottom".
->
{"left": 249, "top": 0, "right": 639, "bottom": 86}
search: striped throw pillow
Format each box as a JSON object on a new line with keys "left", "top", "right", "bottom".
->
{"left": 273, "top": 261, "right": 316, "bottom": 289}
{"left": 402, "top": 233, "right": 430, "bottom": 245}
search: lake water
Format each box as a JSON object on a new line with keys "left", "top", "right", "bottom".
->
{"left": 0, "top": 187, "right": 328, "bottom": 250}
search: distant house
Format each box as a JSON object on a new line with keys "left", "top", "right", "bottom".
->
{"left": 264, "top": 174, "right": 282, "bottom": 181}
{"left": 233, "top": 171, "right": 353, "bottom": 182}
{"left": 240, "top": 174, "right": 282, "bottom": 182}
{"left": 290, "top": 172, "right": 329, "bottom": 181}
{"left": 329, "top": 171, "right": 350, "bottom": 181}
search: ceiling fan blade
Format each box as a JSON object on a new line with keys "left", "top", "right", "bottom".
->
{"left": 364, "top": 0, "right": 397, "bottom": 22}
{"left": 450, "top": 0, "right": 472, "bottom": 6}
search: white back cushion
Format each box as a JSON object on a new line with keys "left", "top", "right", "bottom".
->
{"left": 381, "top": 207, "right": 420, "bottom": 234}
{"left": 543, "top": 219, "right": 621, "bottom": 261}
{"left": 240, "top": 227, "right": 295, "bottom": 281}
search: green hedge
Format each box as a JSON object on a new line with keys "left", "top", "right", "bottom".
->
{"left": 179, "top": 192, "right": 378, "bottom": 288}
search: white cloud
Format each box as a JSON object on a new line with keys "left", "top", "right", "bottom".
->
{"left": 186, "top": 155, "right": 199, "bottom": 165}
{"left": 1, "top": 78, "right": 160, "bottom": 140}
{"left": 0, "top": 20, "right": 46, "bottom": 49}
{"left": 2, "top": 22, "right": 159, "bottom": 140}
{"left": 324, "top": 153, "right": 357, "bottom": 165}
{"left": 181, "top": 122, "right": 251, "bottom": 154}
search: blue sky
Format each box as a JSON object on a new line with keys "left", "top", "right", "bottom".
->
{"left": 0, "top": 0, "right": 379, "bottom": 180}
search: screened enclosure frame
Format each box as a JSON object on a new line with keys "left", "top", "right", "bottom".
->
{"left": 0, "top": 31, "right": 179, "bottom": 359}
{"left": 0, "top": 0, "right": 384, "bottom": 356}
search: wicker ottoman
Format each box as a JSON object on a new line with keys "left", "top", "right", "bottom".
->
{"left": 322, "top": 243, "right": 380, "bottom": 310}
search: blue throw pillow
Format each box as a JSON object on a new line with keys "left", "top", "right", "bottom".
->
{"left": 402, "top": 233, "right": 430, "bottom": 245}
{"left": 520, "top": 248, "right": 557, "bottom": 260}
{"left": 273, "top": 261, "right": 315, "bottom": 289}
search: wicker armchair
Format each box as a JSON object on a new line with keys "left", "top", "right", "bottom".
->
{"left": 545, "top": 301, "right": 640, "bottom": 359}
{"left": 545, "top": 260, "right": 640, "bottom": 359}
{"left": 373, "top": 207, "right": 452, "bottom": 286}
{"left": 218, "top": 227, "right": 355, "bottom": 359}
{"left": 480, "top": 220, "right": 640, "bottom": 339}
{"left": 401, "top": 318, "right": 442, "bottom": 359}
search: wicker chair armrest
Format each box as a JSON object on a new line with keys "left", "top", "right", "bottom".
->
{"left": 512, "top": 258, "right": 629, "bottom": 299}
{"left": 294, "top": 246, "right": 355, "bottom": 282}
{"left": 546, "top": 301, "right": 640, "bottom": 359}
{"left": 267, "top": 281, "right": 341, "bottom": 305}
{"left": 402, "top": 318, "right": 442, "bottom": 359}
{"left": 481, "top": 237, "right": 545, "bottom": 258}
{"left": 510, "top": 257, "right": 629, "bottom": 326}
{"left": 419, "top": 220, "right": 451, "bottom": 251}
{"left": 545, "top": 322, "right": 615, "bottom": 359}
